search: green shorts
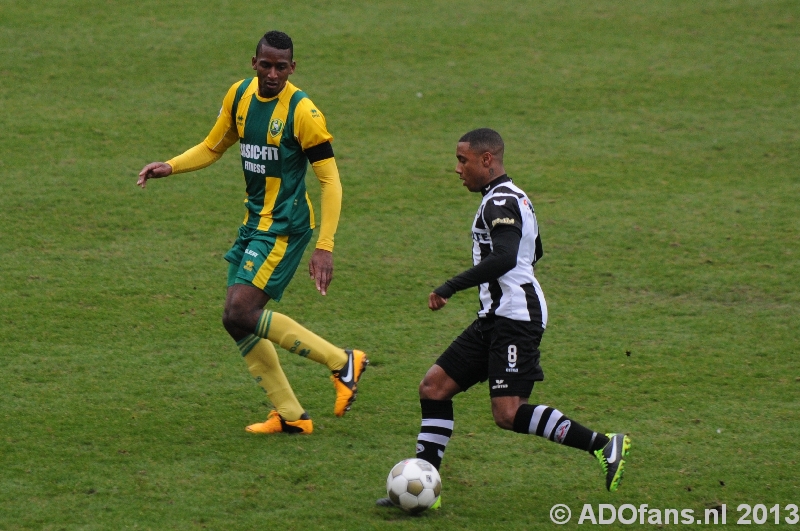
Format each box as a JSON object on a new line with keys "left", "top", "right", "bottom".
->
{"left": 224, "top": 226, "right": 313, "bottom": 302}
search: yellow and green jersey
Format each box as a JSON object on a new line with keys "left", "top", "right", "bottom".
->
{"left": 173, "top": 79, "right": 335, "bottom": 236}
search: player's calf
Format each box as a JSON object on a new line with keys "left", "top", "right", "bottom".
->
{"left": 512, "top": 404, "right": 608, "bottom": 451}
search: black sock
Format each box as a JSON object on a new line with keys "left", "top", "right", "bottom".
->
{"left": 513, "top": 404, "right": 609, "bottom": 453}
{"left": 416, "top": 399, "right": 453, "bottom": 470}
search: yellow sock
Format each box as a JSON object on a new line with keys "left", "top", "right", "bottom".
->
{"left": 236, "top": 335, "right": 305, "bottom": 422}
{"left": 255, "top": 310, "right": 348, "bottom": 371}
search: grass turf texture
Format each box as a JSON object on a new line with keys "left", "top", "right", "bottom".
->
{"left": 1, "top": 0, "right": 798, "bottom": 529}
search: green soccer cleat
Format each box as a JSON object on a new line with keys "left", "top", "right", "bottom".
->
{"left": 594, "top": 433, "right": 631, "bottom": 492}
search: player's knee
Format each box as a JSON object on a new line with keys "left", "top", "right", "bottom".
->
{"left": 419, "top": 377, "right": 446, "bottom": 400}
{"left": 221, "top": 302, "right": 251, "bottom": 334}
{"left": 418, "top": 378, "right": 435, "bottom": 399}
{"left": 221, "top": 306, "right": 238, "bottom": 334}
{"left": 491, "top": 406, "right": 517, "bottom": 431}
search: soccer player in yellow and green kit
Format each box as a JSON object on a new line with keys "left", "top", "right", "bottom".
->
{"left": 137, "top": 31, "right": 367, "bottom": 435}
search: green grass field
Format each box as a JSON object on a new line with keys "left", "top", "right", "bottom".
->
{"left": 1, "top": 1, "right": 798, "bottom": 529}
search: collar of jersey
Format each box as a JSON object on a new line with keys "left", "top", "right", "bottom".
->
{"left": 481, "top": 174, "right": 511, "bottom": 196}
{"left": 253, "top": 81, "right": 293, "bottom": 102}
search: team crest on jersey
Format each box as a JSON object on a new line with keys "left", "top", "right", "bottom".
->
{"left": 269, "top": 118, "right": 285, "bottom": 137}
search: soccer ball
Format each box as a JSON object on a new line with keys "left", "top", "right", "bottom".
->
{"left": 385, "top": 458, "right": 442, "bottom": 514}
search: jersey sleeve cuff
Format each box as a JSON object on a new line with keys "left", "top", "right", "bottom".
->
{"left": 433, "top": 282, "right": 456, "bottom": 299}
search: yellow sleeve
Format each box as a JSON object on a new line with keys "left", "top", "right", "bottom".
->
{"left": 294, "top": 97, "right": 339, "bottom": 250}
{"left": 166, "top": 143, "right": 223, "bottom": 174}
{"left": 165, "top": 81, "right": 243, "bottom": 174}
{"left": 311, "top": 158, "right": 342, "bottom": 252}
{"left": 293, "top": 97, "right": 333, "bottom": 150}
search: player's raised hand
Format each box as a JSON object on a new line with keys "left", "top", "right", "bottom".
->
{"left": 309, "top": 248, "right": 333, "bottom": 295}
{"left": 137, "top": 162, "right": 172, "bottom": 188}
{"left": 428, "top": 292, "right": 448, "bottom": 311}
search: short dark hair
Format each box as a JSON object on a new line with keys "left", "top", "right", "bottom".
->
{"left": 459, "top": 128, "right": 504, "bottom": 158}
{"left": 256, "top": 30, "right": 293, "bottom": 59}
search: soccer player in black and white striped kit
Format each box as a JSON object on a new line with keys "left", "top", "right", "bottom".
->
{"left": 378, "top": 129, "right": 630, "bottom": 509}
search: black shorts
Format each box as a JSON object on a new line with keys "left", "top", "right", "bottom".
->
{"left": 435, "top": 316, "right": 545, "bottom": 398}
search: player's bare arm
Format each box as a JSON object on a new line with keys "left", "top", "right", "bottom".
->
{"left": 137, "top": 162, "right": 172, "bottom": 188}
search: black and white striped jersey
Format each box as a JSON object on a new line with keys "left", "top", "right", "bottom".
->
{"left": 472, "top": 176, "right": 548, "bottom": 326}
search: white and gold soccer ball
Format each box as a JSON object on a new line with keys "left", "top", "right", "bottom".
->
{"left": 385, "top": 458, "right": 442, "bottom": 514}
